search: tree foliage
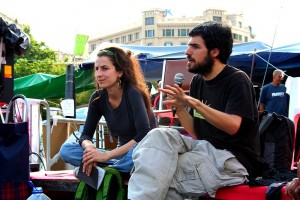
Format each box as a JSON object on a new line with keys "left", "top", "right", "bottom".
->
{"left": 13, "top": 25, "right": 92, "bottom": 107}
{"left": 14, "top": 25, "right": 67, "bottom": 78}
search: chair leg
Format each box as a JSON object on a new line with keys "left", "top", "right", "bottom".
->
{"left": 168, "top": 117, "right": 175, "bottom": 127}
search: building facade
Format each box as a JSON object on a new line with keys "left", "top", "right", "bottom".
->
{"left": 88, "top": 8, "right": 255, "bottom": 54}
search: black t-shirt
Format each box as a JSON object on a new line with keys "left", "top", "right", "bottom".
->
{"left": 80, "top": 86, "right": 154, "bottom": 146}
{"left": 189, "top": 65, "right": 260, "bottom": 177}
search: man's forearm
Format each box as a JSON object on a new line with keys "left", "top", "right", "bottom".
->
{"left": 177, "top": 108, "right": 196, "bottom": 138}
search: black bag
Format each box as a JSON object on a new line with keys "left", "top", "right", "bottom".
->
{"left": 0, "top": 94, "right": 29, "bottom": 181}
{"left": 259, "top": 112, "right": 295, "bottom": 172}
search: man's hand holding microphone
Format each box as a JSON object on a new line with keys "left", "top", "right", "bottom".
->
{"left": 159, "top": 73, "right": 186, "bottom": 116}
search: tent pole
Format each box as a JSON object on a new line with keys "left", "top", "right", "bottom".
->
{"left": 159, "top": 59, "right": 167, "bottom": 110}
{"left": 250, "top": 48, "right": 256, "bottom": 80}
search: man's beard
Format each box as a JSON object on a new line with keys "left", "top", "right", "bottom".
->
{"left": 187, "top": 54, "right": 214, "bottom": 75}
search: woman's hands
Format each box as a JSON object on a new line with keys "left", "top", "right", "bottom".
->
{"left": 81, "top": 144, "right": 110, "bottom": 176}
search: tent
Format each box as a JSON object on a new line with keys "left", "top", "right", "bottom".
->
{"left": 14, "top": 70, "right": 95, "bottom": 99}
{"left": 81, "top": 42, "right": 188, "bottom": 82}
{"left": 228, "top": 43, "right": 300, "bottom": 85}
{"left": 14, "top": 42, "right": 300, "bottom": 99}
{"left": 14, "top": 73, "right": 58, "bottom": 89}
{"left": 81, "top": 41, "right": 283, "bottom": 84}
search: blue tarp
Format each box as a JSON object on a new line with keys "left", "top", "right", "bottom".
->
{"left": 81, "top": 42, "right": 300, "bottom": 85}
{"left": 228, "top": 43, "right": 300, "bottom": 84}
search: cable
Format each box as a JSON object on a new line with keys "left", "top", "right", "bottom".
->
{"left": 72, "top": 131, "right": 80, "bottom": 142}
{"left": 254, "top": 54, "right": 289, "bottom": 76}
{"left": 29, "top": 152, "right": 47, "bottom": 171}
{"left": 261, "top": 5, "right": 283, "bottom": 87}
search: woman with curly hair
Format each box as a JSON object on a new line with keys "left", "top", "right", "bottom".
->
{"left": 60, "top": 46, "right": 156, "bottom": 176}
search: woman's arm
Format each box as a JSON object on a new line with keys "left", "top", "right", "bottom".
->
{"left": 128, "top": 88, "right": 152, "bottom": 143}
{"left": 81, "top": 139, "right": 137, "bottom": 176}
{"left": 79, "top": 92, "right": 103, "bottom": 145}
{"left": 83, "top": 139, "right": 137, "bottom": 165}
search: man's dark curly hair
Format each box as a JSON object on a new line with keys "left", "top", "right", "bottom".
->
{"left": 189, "top": 21, "right": 233, "bottom": 64}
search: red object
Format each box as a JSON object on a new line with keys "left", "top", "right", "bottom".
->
{"left": 30, "top": 170, "right": 77, "bottom": 181}
{"left": 0, "top": 102, "right": 7, "bottom": 107}
{"left": 293, "top": 113, "right": 300, "bottom": 164}
{"left": 30, "top": 170, "right": 293, "bottom": 199}
{"left": 153, "top": 109, "right": 177, "bottom": 127}
{"left": 210, "top": 184, "right": 291, "bottom": 200}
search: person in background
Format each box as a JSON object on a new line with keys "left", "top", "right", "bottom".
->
{"left": 259, "top": 69, "right": 289, "bottom": 117}
{"left": 146, "top": 81, "right": 152, "bottom": 95}
{"left": 128, "top": 21, "right": 261, "bottom": 199}
{"left": 59, "top": 46, "right": 156, "bottom": 176}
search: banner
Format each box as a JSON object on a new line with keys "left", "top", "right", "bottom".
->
{"left": 73, "top": 34, "right": 89, "bottom": 56}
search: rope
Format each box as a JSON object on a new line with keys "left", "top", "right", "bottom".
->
{"left": 254, "top": 54, "right": 288, "bottom": 75}
{"left": 261, "top": 4, "right": 283, "bottom": 88}
{"left": 257, "top": 3, "right": 284, "bottom": 108}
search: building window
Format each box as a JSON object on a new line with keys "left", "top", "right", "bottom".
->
{"left": 232, "top": 33, "right": 239, "bottom": 40}
{"left": 164, "top": 42, "right": 173, "bottom": 46}
{"left": 145, "top": 17, "right": 154, "bottom": 25}
{"left": 121, "top": 36, "right": 126, "bottom": 43}
{"left": 163, "top": 29, "right": 174, "bottom": 37}
{"left": 128, "top": 34, "right": 133, "bottom": 42}
{"left": 145, "top": 30, "right": 155, "bottom": 37}
{"left": 109, "top": 39, "right": 113, "bottom": 43}
{"left": 180, "top": 42, "right": 187, "bottom": 45}
{"left": 147, "top": 43, "right": 153, "bottom": 46}
{"left": 238, "top": 34, "right": 242, "bottom": 41}
{"left": 91, "top": 44, "right": 97, "bottom": 51}
{"left": 115, "top": 38, "right": 119, "bottom": 43}
{"left": 178, "top": 29, "right": 189, "bottom": 36}
{"left": 244, "top": 36, "right": 248, "bottom": 42}
{"left": 134, "top": 32, "right": 140, "bottom": 40}
{"left": 213, "top": 16, "right": 222, "bottom": 23}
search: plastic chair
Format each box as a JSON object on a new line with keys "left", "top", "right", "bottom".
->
{"left": 152, "top": 94, "right": 175, "bottom": 127}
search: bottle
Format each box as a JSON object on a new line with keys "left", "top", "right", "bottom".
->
{"left": 27, "top": 181, "right": 51, "bottom": 200}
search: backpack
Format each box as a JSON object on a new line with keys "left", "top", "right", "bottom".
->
{"left": 75, "top": 167, "right": 125, "bottom": 200}
{"left": 259, "top": 111, "right": 295, "bottom": 172}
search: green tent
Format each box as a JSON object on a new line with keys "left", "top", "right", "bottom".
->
{"left": 14, "top": 73, "right": 58, "bottom": 88}
{"left": 14, "top": 69, "right": 95, "bottom": 99}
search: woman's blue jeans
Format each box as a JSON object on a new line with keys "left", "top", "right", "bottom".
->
{"left": 59, "top": 141, "right": 136, "bottom": 173}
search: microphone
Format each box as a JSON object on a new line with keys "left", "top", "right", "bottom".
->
{"left": 172, "top": 73, "right": 185, "bottom": 117}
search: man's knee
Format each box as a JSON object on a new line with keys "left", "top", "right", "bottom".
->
{"left": 135, "top": 128, "right": 184, "bottom": 155}
{"left": 143, "top": 128, "right": 180, "bottom": 144}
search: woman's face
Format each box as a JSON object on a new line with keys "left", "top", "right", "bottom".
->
{"left": 94, "top": 56, "right": 123, "bottom": 89}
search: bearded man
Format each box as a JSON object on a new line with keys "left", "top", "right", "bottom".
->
{"left": 128, "top": 21, "right": 261, "bottom": 200}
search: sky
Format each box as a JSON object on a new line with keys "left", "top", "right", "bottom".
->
{"left": 1, "top": 0, "right": 299, "bottom": 54}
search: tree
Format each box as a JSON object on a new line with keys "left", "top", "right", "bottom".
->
{"left": 14, "top": 25, "right": 66, "bottom": 78}
{"left": 14, "top": 25, "right": 92, "bottom": 107}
